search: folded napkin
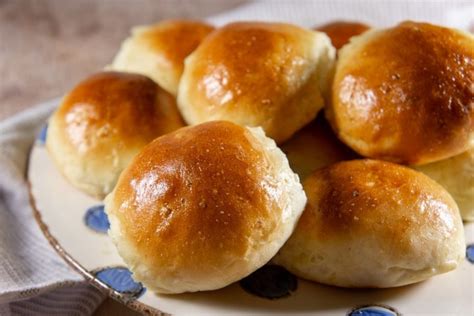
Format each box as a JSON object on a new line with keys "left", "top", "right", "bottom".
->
{"left": 1, "top": 1, "right": 472, "bottom": 315}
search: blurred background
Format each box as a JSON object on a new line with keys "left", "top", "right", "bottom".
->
{"left": 0, "top": 0, "right": 245, "bottom": 121}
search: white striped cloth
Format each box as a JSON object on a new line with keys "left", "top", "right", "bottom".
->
{"left": 207, "top": 0, "right": 474, "bottom": 29}
{"left": 1, "top": 284, "right": 104, "bottom": 316}
{"left": 0, "top": 101, "right": 107, "bottom": 315}
{"left": 1, "top": 1, "right": 472, "bottom": 315}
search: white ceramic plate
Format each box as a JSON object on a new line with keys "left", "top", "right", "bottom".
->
{"left": 28, "top": 118, "right": 474, "bottom": 316}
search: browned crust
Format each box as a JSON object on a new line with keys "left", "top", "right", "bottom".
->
{"left": 179, "top": 21, "right": 330, "bottom": 143}
{"left": 330, "top": 21, "right": 474, "bottom": 165}
{"left": 52, "top": 71, "right": 183, "bottom": 156}
{"left": 109, "top": 121, "right": 281, "bottom": 274}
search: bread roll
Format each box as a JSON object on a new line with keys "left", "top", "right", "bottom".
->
{"left": 415, "top": 147, "right": 474, "bottom": 221}
{"left": 328, "top": 21, "right": 474, "bottom": 165}
{"left": 274, "top": 159, "right": 465, "bottom": 288}
{"left": 47, "top": 71, "right": 184, "bottom": 198}
{"left": 178, "top": 21, "right": 336, "bottom": 143}
{"left": 111, "top": 20, "right": 214, "bottom": 96}
{"left": 281, "top": 113, "right": 357, "bottom": 180}
{"left": 315, "top": 21, "right": 370, "bottom": 49}
{"left": 104, "top": 121, "right": 306, "bottom": 294}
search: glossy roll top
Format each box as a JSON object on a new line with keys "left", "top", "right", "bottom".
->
{"left": 274, "top": 159, "right": 465, "bottom": 288}
{"left": 178, "top": 21, "right": 336, "bottom": 143}
{"left": 46, "top": 71, "right": 184, "bottom": 198}
{"left": 111, "top": 20, "right": 214, "bottom": 95}
{"left": 328, "top": 21, "right": 474, "bottom": 165}
{"left": 105, "top": 121, "right": 306, "bottom": 293}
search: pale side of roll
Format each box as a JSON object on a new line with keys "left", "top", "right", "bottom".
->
{"left": 315, "top": 21, "right": 370, "bottom": 50}
{"left": 328, "top": 21, "right": 474, "bottom": 165}
{"left": 274, "top": 159, "right": 465, "bottom": 288}
{"left": 281, "top": 114, "right": 358, "bottom": 180}
{"left": 105, "top": 121, "right": 306, "bottom": 293}
{"left": 415, "top": 147, "right": 474, "bottom": 221}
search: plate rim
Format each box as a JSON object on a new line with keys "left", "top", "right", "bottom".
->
{"left": 27, "top": 144, "right": 168, "bottom": 316}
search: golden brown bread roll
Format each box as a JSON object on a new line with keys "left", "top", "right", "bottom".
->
{"left": 178, "top": 21, "right": 336, "bottom": 143}
{"left": 104, "top": 121, "right": 307, "bottom": 294}
{"left": 111, "top": 20, "right": 214, "bottom": 96}
{"left": 415, "top": 147, "right": 474, "bottom": 221}
{"left": 315, "top": 21, "right": 370, "bottom": 49}
{"left": 274, "top": 159, "right": 465, "bottom": 288}
{"left": 46, "top": 71, "right": 184, "bottom": 198}
{"left": 328, "top": 21, "right": 474, "bottom": 165}
{"left": 281, "top": 113, "right": 358, "bottom": 180}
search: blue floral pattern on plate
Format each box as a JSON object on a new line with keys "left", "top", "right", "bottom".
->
{"left": 95, "top": 267, "right": 145, "bottom": 298}
{"left": 348, "top": 305, "right": 399, "bottom": 316}
{"left": 84, "top": 205, "right": 110, "bottom": 233}
{"left": 37, "top": 124, "right": 48, "bottom": 144}
{"left": 466, "top": 244, "right": 474, "bottom": 263}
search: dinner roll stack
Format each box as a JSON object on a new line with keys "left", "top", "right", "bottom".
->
{"left": 274, "top": 160, "right": 465, "bottom": 288}
{"left": 281, "top": 114, "right": 357, "bottom": 180}
{"left": 315, "top": 21, "right": 370, "bottom": 49}
{"left": 111, "top": 20, "right": 214, "bottom": 95}
{"left": 416, "top": 147, "right": 474, "bottom": 221}
{"left": 178, "top": 22, "right": 336, "bottom": 143}
{"left": 105, "top": 121, "right": 307, "bottom": 293}
{"left": 47, "top": 72, "right": 184, "bottom": 198}
{"left": 328, "top": 21, "right": 474, "bottom": 165}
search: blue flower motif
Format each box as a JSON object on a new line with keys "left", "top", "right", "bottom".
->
{"left": 240, "top": 264, "right": 297, "bottom": 299}
{"left": 84, "top": 205, "right": 110, "bottom": 233}
{"left": 37, "top": 124, "right": 48, "bottom": 144}
{"left": 349, "top": 305, "right": 398, "bottom": 316}
{"left": 466, "top": 244, "right": 474, "bottom": 264}
{"left": 95, "top": 267, "right": 145, "bottom": 298}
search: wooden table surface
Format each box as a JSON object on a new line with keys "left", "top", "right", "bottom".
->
{"left": 0, "top": 0, "right": 244, "bottom": 314}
